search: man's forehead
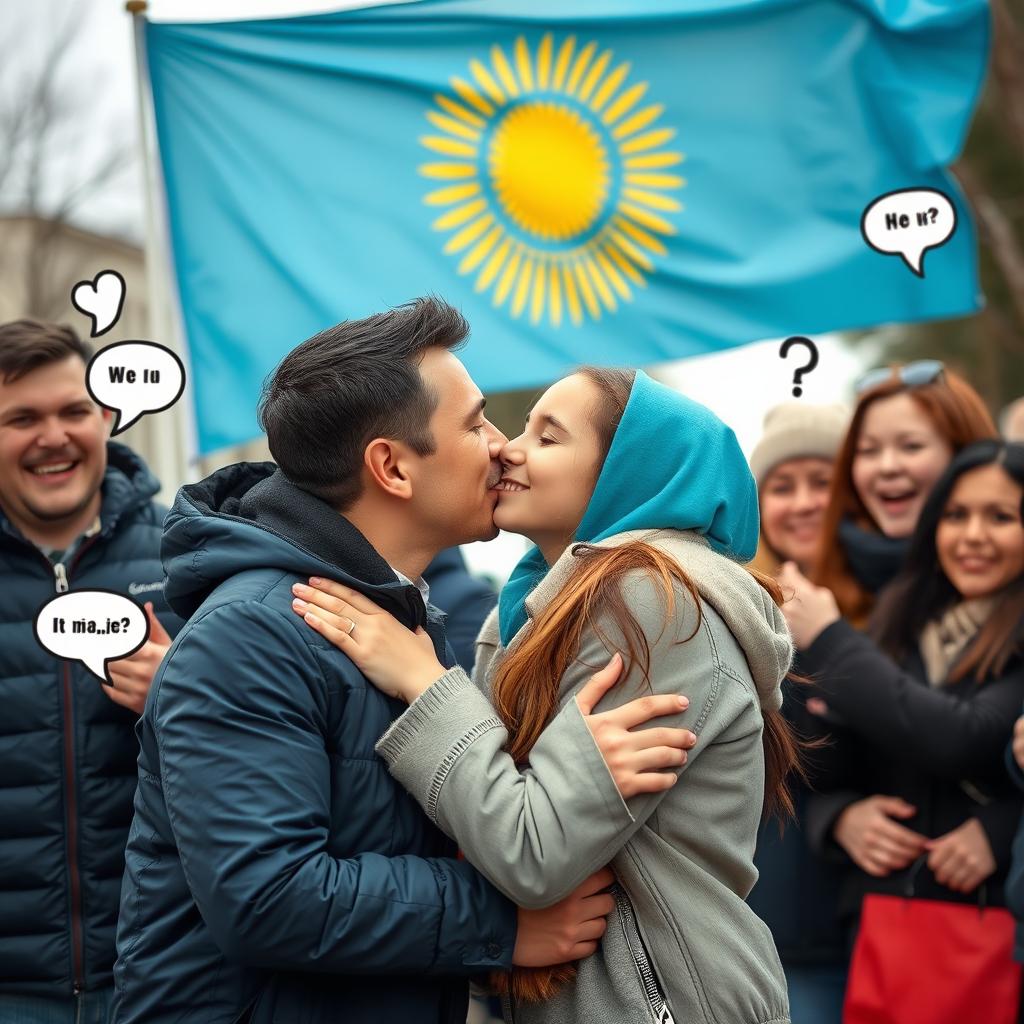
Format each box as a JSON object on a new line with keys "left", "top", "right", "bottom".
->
{"left": 0, "top": 360, "right": 92, "bottom": 411}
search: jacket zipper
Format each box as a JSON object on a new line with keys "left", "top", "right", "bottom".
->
{"left": 51, "top": 536, "right": 100, "bottom": 996}
{"left": 613, "top": 888, "right": 676, "bottom": 1024}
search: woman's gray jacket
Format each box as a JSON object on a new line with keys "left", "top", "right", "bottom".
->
{"left": 377, "top": 529, "right": 793, "bottom": 1024}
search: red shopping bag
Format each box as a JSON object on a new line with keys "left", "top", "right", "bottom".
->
{"left": 844, "top": 892, "right": 1022, "bottom": 1024}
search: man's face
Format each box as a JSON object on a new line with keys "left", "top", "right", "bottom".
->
{"left": 0, "top": 356, "right": 109, "bottom": 538}
{"left": 406, "top": 348, "right": 506, "bottom": 546}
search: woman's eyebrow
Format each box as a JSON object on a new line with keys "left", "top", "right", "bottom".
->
{"left": 525, "top": 411, "right": 570, "bottom": 435}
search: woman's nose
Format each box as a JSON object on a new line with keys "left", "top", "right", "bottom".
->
{"left": 499, "top": 436, "right": 526, "bottom": 464}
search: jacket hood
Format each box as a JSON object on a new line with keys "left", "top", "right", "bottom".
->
{"left": 162, "top": 462, "right": 426, "bottom": 624}
{"left": 510, "top": 529, "right": 792, "bottom": 711}
{"left": 499, "top": 371, "right": 759, "bottom": 646}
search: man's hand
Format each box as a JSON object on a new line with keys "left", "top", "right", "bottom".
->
{"left": 927, "top": 817, "right": 996, "bottom": 894}
{"left": 512, "top": 868, "right": 615, "bottom": 967}
{"left": 833, "top": 795, "right": 928, "bottom": 877}
{"left": 576, "top": 653, "right": 696, "bottom": 799}
{"left": 1013, "top": 715, "right": 1024, "bottom": 773}
{"left": 104, "top": 602, "right": 171, "bottom": 714}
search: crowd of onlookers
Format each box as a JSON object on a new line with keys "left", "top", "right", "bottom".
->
{"left": 745, "top": 364, "right": 1024, "bottom": 1023}
{"left": 2, "top": 308, "right": 1024, "bottom": 1024}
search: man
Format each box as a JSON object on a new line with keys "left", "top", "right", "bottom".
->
{"left": 0, "top": 319, "right": 180, "bottom": 1022}
{"left": 114, "top": 298, "right": 690, "bottom": 1023}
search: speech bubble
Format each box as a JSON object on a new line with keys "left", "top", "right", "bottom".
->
{"left": 71, "top": 270, "right": 126, "bottom": 338}
{"left": 86, "top": 340, "right": 186, "bottom": 434}
{"left": 860, "top": 188, "right": 957, "bottom": 277}
{"left": 34, "top": 589, "right": 148, "bottom": 683}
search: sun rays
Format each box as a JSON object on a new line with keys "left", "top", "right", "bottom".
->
{"left": 419, "top": 33, "right": 685, "bottom": 327}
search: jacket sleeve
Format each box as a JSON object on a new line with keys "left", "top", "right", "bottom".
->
{"left": 153, "top": 600, "right": 516, "bottom": 974}
{"left": 974, "top": 793, "right": 1024, "bottom": 874}
{"left": 376, "top": 573, "right": 746, "bottom": 909}
{"left": 800, "top": 619, "right": 1024, "bottom": 784}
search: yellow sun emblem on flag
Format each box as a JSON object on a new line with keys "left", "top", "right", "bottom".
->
{"left": 419, "top": 34, "right": 685, "bottom": 327}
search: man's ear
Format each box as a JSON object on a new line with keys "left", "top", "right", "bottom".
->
{"left": 363, "top": 437, "right": 414, "bottom": 501}
{"left": 100, "top": 407, "right": 114, "bottom": 438}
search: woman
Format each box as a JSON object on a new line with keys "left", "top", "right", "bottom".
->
{"left": 784, "top": 441, "right": 1024, "bottom": 1020}
{"left": 292, "top": 368, "right": 794, "bottom": 1023}
{"left": 810, "top": 361, "right": 996, "bottom": 627}
{"left": 745, "top": 401, "right": 849, "bottom": 1022}
{"left": 749, "top": 401, "right": 848, "bottom": 577}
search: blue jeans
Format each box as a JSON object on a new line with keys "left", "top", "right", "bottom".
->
{"left": 786, "top": 965, "right": 846, "bottom": 1024}
{"left": 0, "top": 989, "right": 114, "bottom": 1024}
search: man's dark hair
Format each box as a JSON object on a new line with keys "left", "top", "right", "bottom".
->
{"left": 258, "top": 296, "right": 469, "bottom": 511}
{"left": 0, "top": 319, "right": 94, "bottom": 384}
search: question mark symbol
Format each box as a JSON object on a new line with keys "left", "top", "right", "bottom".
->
{"left": 779, "top": 337, "right": 820, "bottom": 398}
{"left": 929, "top": 207, "right": 938, "bottom": 223}
{"left": 121, "top": 616, "right": 130, "bottom": 632}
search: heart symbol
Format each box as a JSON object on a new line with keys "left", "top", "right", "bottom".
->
{"left": 71, "top": 270, "right": 126, "bottom": 338}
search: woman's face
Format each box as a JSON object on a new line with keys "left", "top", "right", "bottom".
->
{"left": 494, "top": 374, "right": 606, "bottom": 561}
{"left": 851, "top": 393, "right": 954, "bottom": 538}
{"left": 760, "top": 457, "right": 833, "bottom": 571}
{"left": 936, "top": 463, "right": 1024, "bottom": 601}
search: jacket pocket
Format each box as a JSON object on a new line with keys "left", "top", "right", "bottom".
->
{"left": 613, "top": 886, "right": 677, "bottom": 1024}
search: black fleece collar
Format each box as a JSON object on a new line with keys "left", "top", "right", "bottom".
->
{"left": 238, "top": 468, "right": 428, "bottom": 631}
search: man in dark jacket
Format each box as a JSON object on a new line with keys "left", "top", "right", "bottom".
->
{"left": 113, "top": 299, "right": 633, "bottom": 1024}
{"left": 424, "top": 547, "right": 496, "bottom": 671}
{"left": 0, "top": 319, "right": 182, "bottom": 1022}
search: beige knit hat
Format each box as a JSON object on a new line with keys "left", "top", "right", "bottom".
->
{"left": 749, "top": 402, "right": 849, "bottom": 485}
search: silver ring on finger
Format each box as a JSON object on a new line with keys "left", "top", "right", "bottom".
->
{"left": 345, "top": 617, "right": 357, "bottom": 637}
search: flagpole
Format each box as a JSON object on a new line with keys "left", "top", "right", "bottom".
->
{"left": 126, "top": 0, "right": 197, "bottom": 502}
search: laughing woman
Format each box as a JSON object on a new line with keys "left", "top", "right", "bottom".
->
{"left": 292, "top": 369, "right": 795, "bottom": 1024}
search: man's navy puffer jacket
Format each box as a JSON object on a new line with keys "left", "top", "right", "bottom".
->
{"left": 0, "top": 443, "right": 181, "bottom": 998}
{"left": 113, "top": 463, "right": 516, "bottom": 1024}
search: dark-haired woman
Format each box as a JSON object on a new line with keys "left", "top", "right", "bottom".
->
{"left": 782, "top": 441, "right": 1024, "bottom": 1017}
{"left": 292, "top": 369, "right": 794, "bottom": 1023}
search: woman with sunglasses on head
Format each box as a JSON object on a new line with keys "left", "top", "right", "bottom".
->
{"left": 782, "top": 441, "right": 1024, "bottom": 1022}
{"left": 292, "top": 369, "right": 795, "bottom": 1024}
{"left": 786, "top": 361, "right": 997, "bottom": 628}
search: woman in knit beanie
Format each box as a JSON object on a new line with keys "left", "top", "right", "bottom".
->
{"left": 749, "top": 402, "right": 848, "bottom": 577}
{"left": 747, "top": 401, "right": 848, "bottom": 1024}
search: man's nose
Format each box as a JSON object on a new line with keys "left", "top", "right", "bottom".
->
{"left": 486, "top": 421, "right": 508, "bottom": 455}
{"left": 37, "top": 416, "right": 69, "bottom": 449}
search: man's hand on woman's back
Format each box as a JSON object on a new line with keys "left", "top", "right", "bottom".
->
{"left": 512, "top": 868, "right": 616, "bottom": 966}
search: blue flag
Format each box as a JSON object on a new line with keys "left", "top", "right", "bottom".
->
{"left": 146, "top": 0, "right": 989, "bottom": 454}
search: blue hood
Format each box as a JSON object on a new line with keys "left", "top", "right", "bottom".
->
{"left": 162, "top": 462, "right": 425, "bottom": 625}
{"left": 499, "top": 371, "right": 759, "bottom": 645}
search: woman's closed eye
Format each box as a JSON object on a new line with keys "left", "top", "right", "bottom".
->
{"left": 538, "top": 436, "right": 557, "bottom": 446}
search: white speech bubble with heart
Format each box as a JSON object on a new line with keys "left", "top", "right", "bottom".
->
{"left": 71, "top": 270, "right": 127, "bottom": 337}
{"left": 34, "top": 590, "right": 149, "bottom": 683}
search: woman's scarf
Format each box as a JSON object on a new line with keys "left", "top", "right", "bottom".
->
{"left": 498, "top": 371, "right": 760, "bottom": 645}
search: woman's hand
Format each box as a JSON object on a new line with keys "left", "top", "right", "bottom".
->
{"left": 926, "top": 817, "right": 996, "bottom": 894}
{"left": 576, "top": 653, "right": 697, "bottom": 799}
{"left": 777, "top": 561, "right": 841, "bottom": 650}
{"left": 833, "top": 795, "right": 928, "bottom": 877}
{"left": 292, "top": 578, "right": 446, "bottom": 703}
